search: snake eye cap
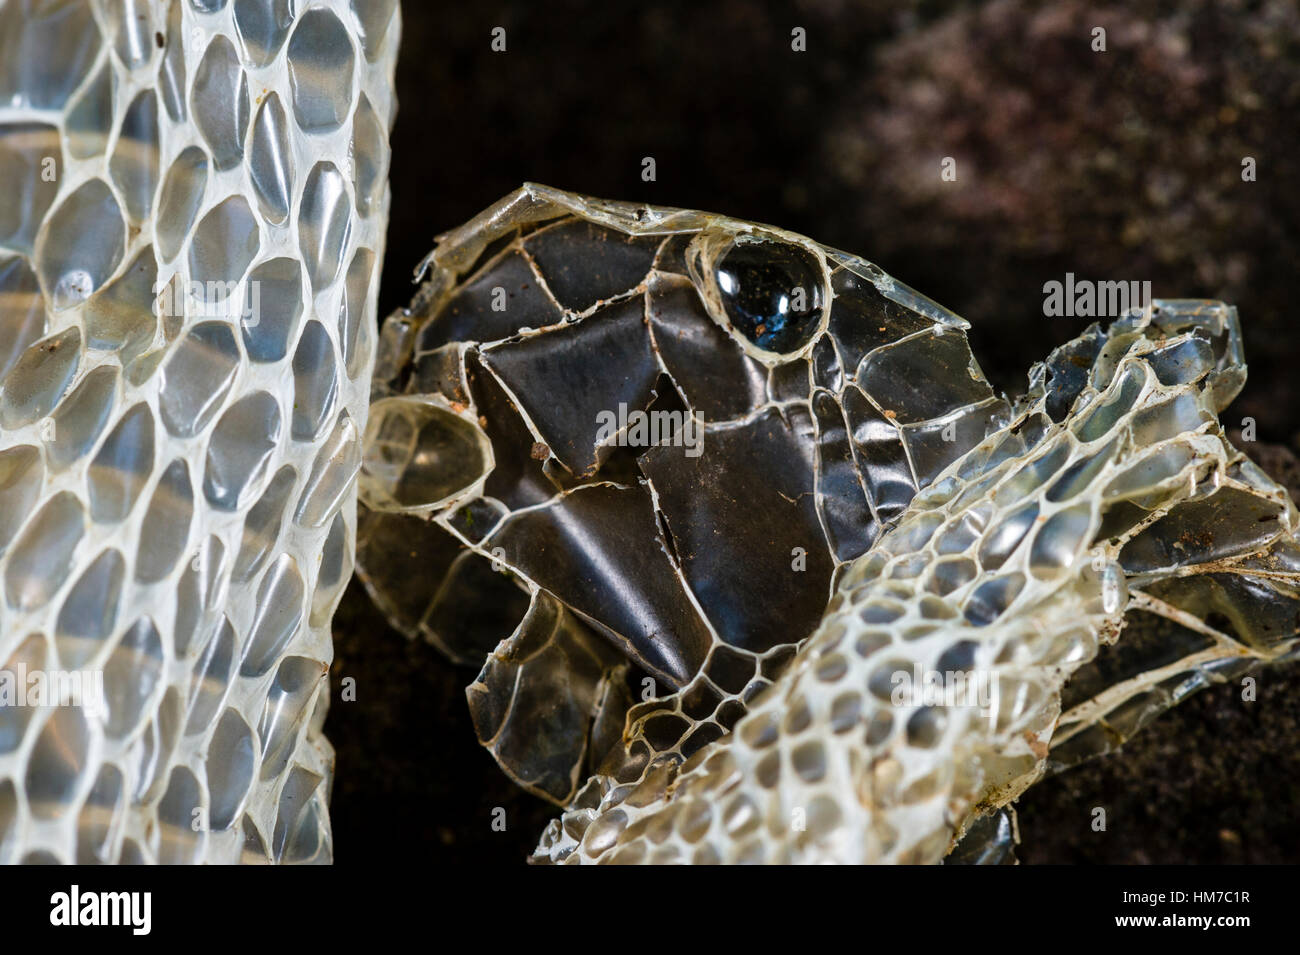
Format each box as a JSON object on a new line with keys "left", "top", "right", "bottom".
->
{"left": 688, "top": 229, "right": 830, "bottom": 361}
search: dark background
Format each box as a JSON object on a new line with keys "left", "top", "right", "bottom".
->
{"left": 327, "top": 0, "right": 1300, "bottom": 864}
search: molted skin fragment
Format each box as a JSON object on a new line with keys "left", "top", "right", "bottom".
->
{"left": 135, "top": 460, "right": 195, "bottom": 584}
{"left": 242, "top": 256, "right": 304, "bottom": 362}
{"left": 88, "top": 403, "right": 156, "bottom": 523}
{"left": 0, "top": 0, "right": 398, "bottom": 864}
{"left": 155, "top": 146, "right": 209, "bottom": 262}
{"left": 158, "top": 1, "right": 187, "bottom": 122}
{"left": 273, "top": 766, "right": 324, "bottom": 862}
{"left": 0, "top": 636, "right": 46, "bottom": 758}
{"left": 350, "top": 96, "right": 388, "bottom": 217}
{"left": 311, "top": 511, "right": 351, "bottom": 626}
{"left": 287, "top": 9, "right": 356, "bottom": 133}
{"left": 105, "top": 0, "right": 155, "bottom": 69}
{"left": 350, "top": 0, "right": 399, "bottom": 62}
{"left": 241, "top": 556, "right": 305, "bottom": 677}
{"left": 110, "top": 91, "right": 161, "bottom": 225}
{"left": 260, "top": 657, "right": 325, "bottom": 780}
{"left": 24, "top": 707, "right": 92, "bottom": 820}
{"left": 294, "top": 412, "right": 359, "bottom": 528}
{"left": 6, "top": 491, "right": 85, "bottom": 611}
{"left": 536, "top": 300, "right": 1298, "bottom": 865}
{"left": 76, "top": 762, "right": 125, "bottom": 864}
{"left": 206, "top": 710, "right": 257, "bottom": 830}
{"left": 56, "top": 548, "right": 127, "bottom": 668}
{"left": 0, "top": 0, "right": 100, "bottom": 111}
{"left": 204, "top": 392, "right": 282, "bottom": 511}
{"left": 481, "top": 295, "right": 660, "bottom": 476}
{"left": 290, "top": 320, "right": 338, "bottom": 441}
{"left": 339, "top": 247, "right": 375, "bottom": 377}
{"left": 65, "top": 62, "right": 116, "bottom": 163}
{"left": 159, "top": 322, "right": 241, "bottom": 438}
{"left": 0, "top": 124, "right": 62, "bottom": 254}
{"left": 37, "top": 180, "right": 125, "bottom": 309}
{"left": 0, "top": 326, "right": 81, "bottom": 429}
{"left": 712, "top": 237, "right": 826, "bottom": 354}
{"left": 361, "top": 396, "right": 493, "bottom": 511}
{"left": 172, "top": 536, "right": 226, "bottom": 661}
{"left": 356, "top": 187, "right": 1298, "bottom": 867}
{"left": 0, "top": 446, "right": 43, "bottom": 554}
{"left": 357, "top": 184, "right": 1006, "bottom": 814}
{"left": 191, "top": 36, "right": 249, "bottom": 171}
{"left": 102, "top": 617, "right": 166, "bottom": 740}
{"left": 234, "top": 0, "right": 295, "bottom": 67}
{"left": 646, "top": 271, "right": 766, "bottom": 420}
{"left": 186, "top": 614, "right": 235, "bottom": 735}
{"left": 157, "top": 767, "right": 203, "bottom": 864}
{"left": 233, "top": 465, "right": 296, "bottom": 582}
{"left": 0, "top": 258, "right": 46, "bottom": 382}
{"left": 298, "top": 162, "right": 351, "bottom": 294}
{"left": 84, "top": 248, "right": 159, "bottom": 357}
{"left": 249, "top": 94, "right": 294, "bottom": 226}
{"left": 188, "top": 196, "right": 260, "bottom": 294}
{"left": 64, "top": 62, "right": 115, "bottom": 161}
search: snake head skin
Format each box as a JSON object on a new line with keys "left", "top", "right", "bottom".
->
{"left": 356, "top": 184, "right": 1008, "bottom": 803}
{"left": 358, "top": 188, "right": 1299, "bottom": 864}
